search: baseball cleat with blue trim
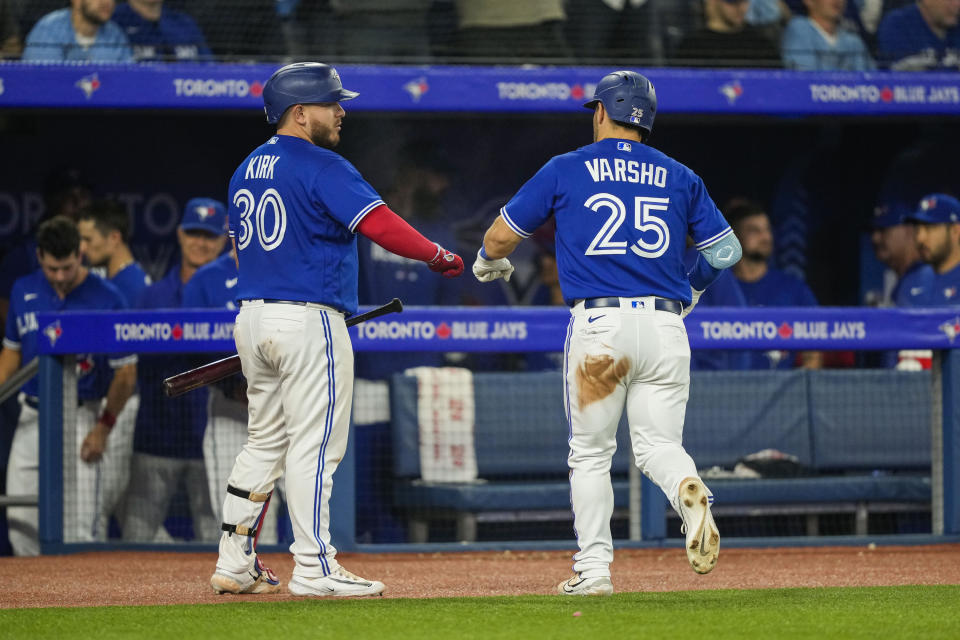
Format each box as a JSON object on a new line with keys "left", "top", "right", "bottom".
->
{"left": 557, "top": 573, "right": 614, "bottom": 596}
{"left": 210, "top": 557, "right": 281, "bottom": 594}
{"left": 289, "top": 566, "right": 385, "bottom": 597}
{"left": 679, "top": 477, "right": 719, "bottom": 575}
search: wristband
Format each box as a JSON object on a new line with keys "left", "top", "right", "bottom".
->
{"left": 479, "top": 246, "right": 490, "bottom": 260}
{"left": 99, "top": 409, "right": 116, "bottom": 429}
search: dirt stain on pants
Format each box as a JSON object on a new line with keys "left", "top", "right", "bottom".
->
{"left": 576, "top": 354, "right": 631, "bottom": 407}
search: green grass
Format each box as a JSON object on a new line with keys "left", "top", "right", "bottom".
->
{"left": 2, "top": 586, "right": 958, "bottom": 640}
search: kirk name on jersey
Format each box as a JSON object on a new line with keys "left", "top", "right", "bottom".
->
{"left": 584, "top": 158, "right": 668, "bottom": 187}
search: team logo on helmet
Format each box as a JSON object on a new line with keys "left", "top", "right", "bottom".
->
{"left": 921, "top": 196, "right": 936, "bottom": 210}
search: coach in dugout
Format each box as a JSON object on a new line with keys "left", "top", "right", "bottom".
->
{"left": 0, "top": 216, "right": 136, "bottom": 555}
{"left": 120, "top": 199, "right": 225, "bottom": 543}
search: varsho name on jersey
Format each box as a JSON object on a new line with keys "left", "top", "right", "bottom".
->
{"left": 584, "top": 158, "right": 667, "bottom": 187}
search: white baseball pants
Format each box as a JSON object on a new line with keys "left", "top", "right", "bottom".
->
{"left": 565, "top": 297, "right": 706, "bottom": 579}
{"left": 217, "top": 300, "right": 353, "bottom": 580}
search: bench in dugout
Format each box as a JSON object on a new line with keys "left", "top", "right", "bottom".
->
{"left": 389, "top": 369, "right": 931, "bottom": 543}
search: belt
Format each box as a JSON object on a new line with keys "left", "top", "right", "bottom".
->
{"left": 582, "top": 296, "right": 683, "bottom": 315}
{"left": 242, "top": 299, "right": 343, "bottom": 314}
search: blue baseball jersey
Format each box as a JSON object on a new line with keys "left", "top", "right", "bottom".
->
{"left": 500, "top": 138, "right": 732, "bottom": 306}
{"left": 111, "top": 3, "right": 212, "bottom": 61}
{"left": 182, "top": 252, "right": 239, "bottom": 310}
{"left": 110, "top": 262, "right": 152, "bottom": 309}
{"left": 3, "top": 270, "right": 132, "bottom": 400}
{"left": 738, "top": 266, "right": 818, "bottom": 370}
{"left": 228, "top": 135, "right": 384, "bottom": 314}
{"left": 133, "top": 264, "right": 207, "bottom": 459}
{"left": 877, "top": 4, "right": 960, "bottom": 70}
{"left": 896, "top": 263, "right": 960, "bottom": 307}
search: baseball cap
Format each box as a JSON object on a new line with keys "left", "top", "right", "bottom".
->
{"left": 180, "top": 198, "right": 227, "bottom": 235}
{"left": 870, "top": 201, "right": 910, "bottom": 229}
{"left": 906, "top": 193, "right": 960, "bottom": 225}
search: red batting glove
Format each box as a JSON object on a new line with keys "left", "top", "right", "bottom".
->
{"left": 427, "top": 244, "right": 465, "bottom": 278}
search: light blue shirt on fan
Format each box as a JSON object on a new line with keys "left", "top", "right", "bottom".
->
{"left": 22, "top": 8, "right": 134, "bottom": 62}
{"left": 781, "top": 16, "right": 875, "bottom": 71}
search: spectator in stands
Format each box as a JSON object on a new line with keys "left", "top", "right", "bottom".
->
{"left": 121, "top": 199, "right": 225, "bottom": 543}
{"left": 876, "top": 0, "right": 960, "bottom": 70}
{"left": 868, "top": 200, "right": 926, "bottom": 307}
{"left": 110, "top": 1, "right": 211, "bottom": 61}
{"left": 747, "top": 0, "right": 792, "bottom": 40}
{"left": 453, "top": 0, "right": 571, "bottom": 60}
{"left": 22, "top": 0, "right": 134, "bottom": 62}
{"left": 727, "top": 198, "right": 823, "bottom": 369}
{"left": 1, "top": 0, "right": 22, "bottom": 58}
{"left": 899, "top": 194, "right": 960, "bottom": 307}
{"left": 565, "top": 0, "right": 665, "bottom": 64}
{"left": 781, "top": 0, "right": 875, "bottom": 70}
{"left": 673, "top": 0, "right": 782, "bottom": 67}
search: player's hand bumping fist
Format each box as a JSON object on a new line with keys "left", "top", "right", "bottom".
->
{"left": 428, "top": 244, "right": 464, "bottom": 278}
{"left": 473, "top": 249, "right": 515, "bottom": 283}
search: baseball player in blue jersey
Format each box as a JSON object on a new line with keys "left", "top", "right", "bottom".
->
{"left": 473, "top": 71, "right": 741, "bottom": 595}
{"left": 210, "top": 62, "right": 463, "bottom": 597}
{"left": 183, "top": 250, "right": 286, "bottom": 545}
{"left": 901, "top": 194, "right": 960, "bottom": 307}
{"left": 121, "top": 199, "right": 226, "bottom": 543}
{"left": 76, "top": 199, "right": 152, "bottom": 538}
{"left": 0, "top": 216, "right": 136, "bottom": 554}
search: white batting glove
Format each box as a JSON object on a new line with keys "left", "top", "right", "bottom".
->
{"left": 681, "top": 287, "right": 703, "bottom": 319}
{"left": 472, "top": 249, "right": 514, "bottom": 283}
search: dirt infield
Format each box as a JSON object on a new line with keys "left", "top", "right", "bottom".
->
{"left": 1, "top": 544, "right": 958, "bottom": 608}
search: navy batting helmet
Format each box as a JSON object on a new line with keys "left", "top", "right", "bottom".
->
{"left": 583, "top": 71, "right": 657, "bottom": 137}
{"left": 262, "top": 62, "right": 359, "bottom": 124}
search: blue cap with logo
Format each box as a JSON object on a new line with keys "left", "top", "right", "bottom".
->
{"left": 180, "top": 198, "right": 227, "bottom": 235}
{"left": 906, "top": 193, "right": 960, "bottom": 225}
{"left": 871, "top": 200, "right": 911, "bottom": 229}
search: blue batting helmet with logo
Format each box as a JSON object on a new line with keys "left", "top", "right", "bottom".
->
{"left": 262, "top": 62, "right": 359, "bottom": 124}
{"left": 583, "top": 70, "right": 657, "bottom": 137}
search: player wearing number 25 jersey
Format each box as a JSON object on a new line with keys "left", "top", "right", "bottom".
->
{"left": 211, "top": 62, "right": 463, "bottom": 598}
{"left": 474, "top": 71, "right": 742, "bottom": 595}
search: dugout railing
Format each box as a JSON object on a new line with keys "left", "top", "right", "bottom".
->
{"left": 18, "top": 306, "right": 960, "bottom": 554}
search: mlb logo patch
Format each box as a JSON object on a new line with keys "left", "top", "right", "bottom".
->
{"left": 629, "top": 116, "right": 640, "bottom": 124}
{"left": 617, "top": 141, "right": 632, "bottom": 152}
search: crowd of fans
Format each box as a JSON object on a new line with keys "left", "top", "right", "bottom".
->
{"left": 1, "top": 0, "right": 958, "bottom": 70}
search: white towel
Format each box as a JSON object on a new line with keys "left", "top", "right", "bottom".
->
{"left": 406, "top": 366, "right": 478, "bottom": 483}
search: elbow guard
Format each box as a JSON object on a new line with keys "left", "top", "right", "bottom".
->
{"left": 701, "top": 232, "right": 742, "bottom": 269}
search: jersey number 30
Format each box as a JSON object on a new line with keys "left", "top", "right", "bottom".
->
{"left": 584, "top": 193, "right": 670, "bottom": 258}
{"left": 234, "top": 188, "right": 287, "bottom": 251}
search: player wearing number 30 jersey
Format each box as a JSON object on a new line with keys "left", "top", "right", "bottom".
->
{"left": 474, "top": 71, "right": 742, "bottom": 596}
{"left": 211, "top": 62, "right": 463, "bottom": 598}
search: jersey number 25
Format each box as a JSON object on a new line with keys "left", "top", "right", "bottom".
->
{"left": 584, "top": 193, "right": 670, "bottom": 258}
{"left": 235, "top": 188, "right": 287, "bottom": 252}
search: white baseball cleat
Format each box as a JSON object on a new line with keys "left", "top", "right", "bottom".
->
{"left": 679, "top": 477, "right": 720, "bottom": 575}
{"left": 557, "top": 573, "right": 614, "bottom": 596}
{"left": 210, "top": 557, "right": 281, "bottom": 594}
{"left": 289, "top": 566, "right": 385, "bottom": 597}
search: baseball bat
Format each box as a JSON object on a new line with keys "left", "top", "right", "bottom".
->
{"left": 163, "top": 298, "right": 403, "bottom": 398}
{"left": 0, "top": 357, "right": 39, "bottom": 405}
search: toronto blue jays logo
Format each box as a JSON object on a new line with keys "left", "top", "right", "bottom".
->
{"left": 75, "top": 73, "right": 101, "bottom": 99}
{"left": 920, "top": 196, "right": 936, "bottom": 210}
{"left": 195, "top": 205, "right": 215, "bottom": 220}
{"left": 719, "top": 80, "right": 743, "bottom": 104}
{"left": 43, "top": 320, "right": 63, "bottom": 346}
{"left": 939, "top": 317, "right": 960, "bottom": 342}
{"left": 403, "top": 77, "right": 429, "bottom": 102}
